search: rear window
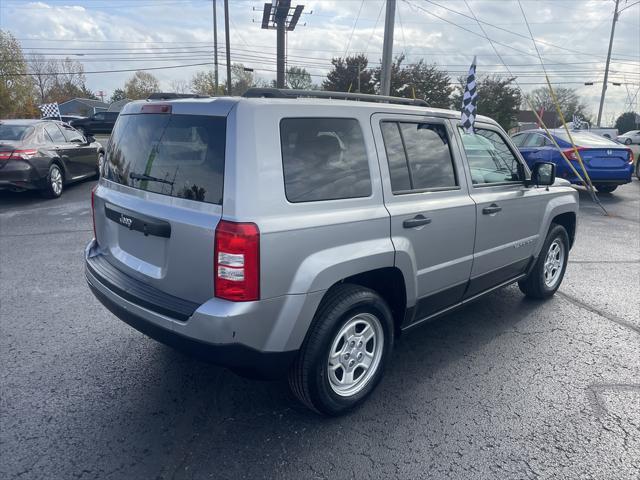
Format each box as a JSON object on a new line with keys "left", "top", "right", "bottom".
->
{"left": 280, "top": 118, "right": 371, "bottom": 203}
{"left": 554, "top": 131, "right": 618, "bottom": 147}
{"left": 104, "top": 114, "right": 225, "bottom": 204}
{"left": 0, "top": 124, "right": 32, "bottom": 141}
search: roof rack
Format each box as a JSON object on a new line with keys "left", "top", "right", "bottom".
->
{"left": 242, "top": 88, "right": 429, "bottom": 107}
{"left": 147, "top": 92, "right": 210, "bottom": 100}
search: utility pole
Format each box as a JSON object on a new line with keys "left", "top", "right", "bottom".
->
{"left": 597, "top": 0, "right": 620, "bottom": 126}
{"left": 357, "top": 61, "right": 361, "bottom": 93}
{"left": 213, "top": 0, "right": 219, "bottom": 94}
{"left": 261, "top": 1, "right": 304, "bottom": 89}
{"left": 224, "top": 0, "right": 232, "bottom": 95}
{"left": 380, "top": 0, "right": 396, "bottom": 97}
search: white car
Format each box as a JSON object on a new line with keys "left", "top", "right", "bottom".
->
{"left": 616, "top": 130, "right": 640, "bottom": 145}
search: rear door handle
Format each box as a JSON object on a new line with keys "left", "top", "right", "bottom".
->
{"left": 403, "top": 214, "right": 432, "bottom": 228}
{"left": 482, "top": 204, "right": 502, "bottom": 215}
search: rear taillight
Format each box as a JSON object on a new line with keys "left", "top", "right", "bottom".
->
{"left": 562, "top": 147, "right": 586, "bottom": 161}
{"left": 627, "top": 149, "right": 634, "bottom": 164}
{"left": 0, "top": 149, "right": 37, "bottom": 160}
{"left": 141, "top": 104, "right": 171, "bottom": 114}
{"left": 91, "top": 185, "right": 97, "bottom": 241}
{"left": 214, "top": 220, "right": 260, "bottom": 302}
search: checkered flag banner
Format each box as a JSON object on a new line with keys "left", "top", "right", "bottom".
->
{"left": 460, "top": 56, "right": 478, "bottom": 134}
{"left": 573, "top": 114, "right": 584, "bottom": 130}
{"left": 38, "top": 102, "right": 61, "bottom": 119}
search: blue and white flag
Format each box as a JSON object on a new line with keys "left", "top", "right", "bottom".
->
{"left": 38, "top": 102, "right": 61, "bottom": 119}
{"left": 460, "top": 56, "right": 478, "bottom": 134}
{"left": 572, "top": 114, "right": 585, "bottom": 130}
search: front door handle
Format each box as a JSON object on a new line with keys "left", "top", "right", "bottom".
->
{"left": 403, "top": 214, "right": 432, "bottom": 228}
{"left": 482, "top": 204, "right": 502, "bottom": 215}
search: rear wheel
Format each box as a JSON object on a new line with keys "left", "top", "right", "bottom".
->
{"left": 518, "top": 224, "right": 569, "bottom": 299}
{"left": 288, "top": 284, "right": 394, "bottom": 416}
{"left": 41, "top": 163, "right": 63, "bottom": 198}
{"left": 595, "top": 184, "right": 617, "bottom": 193}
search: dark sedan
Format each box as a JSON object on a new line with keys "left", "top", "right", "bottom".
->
{"left": 0, "top": 120, "right": 103, "bottom": 198}
{"left": 69, "top": 111, "right": 118, "bottom": 135}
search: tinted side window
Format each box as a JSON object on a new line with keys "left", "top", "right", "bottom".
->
{"left": 399, "top": 123, "right": 457, "bottom": 190}
{"left": 280, "top": 118, "right": 371, "bottom": 202}
{"left": 380, "top": 122, "right": 411, "bottom": 192}
{"left": 43, "top": 124, "right": 66, "bottom": 143}
{"left": 93, "top": 113, "right": 105, "bottom": 120}
{"left": 61, "top": 125, "right": 84, "bottom": 143}
{"left": 459, "top": 128, "right": 523, "bottom": 185}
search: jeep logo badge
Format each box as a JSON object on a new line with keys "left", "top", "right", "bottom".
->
{"left": 118, "top": 213, "right": 133, "bottom": 228}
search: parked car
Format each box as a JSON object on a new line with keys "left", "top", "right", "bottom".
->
{"left": 512, "top": 129, "right": 634, "bottom": 193}
{"left": 0, "top": 119, "right": 103, "bottom": 198}
{"left": 70, "top": 111, "right": 118, "bottom": 135}
{"left": 616, "top": 130, "right": 640, "bottom": 145}
{"left": 86, "top": 89, "right": 578, "bottom": 415}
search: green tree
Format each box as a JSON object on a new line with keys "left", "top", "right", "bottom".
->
{"left": 323, "top": 54, "right": 374, "bottom": 94}
{"left": 230, "top": 63, "right": 256, "bottom": 95}
{"left": 286, "top": 66, "right": 313, "bottom": 90}
{"left": 0, "top": 30, "right": 37, "bottom": 118}
{"left": 452, "top": 75, "right": 522, "bottom": 131}
{"left": 614, "top": 111, "right": 639, "bottom": 134}
{"left": 124, "top": 71, "right": 160, "bottom": 100}
{"left": 190, "top": 70, "right": 218, "bottom": 96}
{"left": 370, "top": 54, "right": 453, "bottom": 107}
{"left": 109, "top": 88, "right": 127, "bottom": 103}
{"left": 526, "top": 86, "right": 589, "bottom": 126}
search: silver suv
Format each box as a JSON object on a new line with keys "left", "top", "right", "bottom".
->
{"left": 85, "top": 89, "right": 578, "bottom": 415}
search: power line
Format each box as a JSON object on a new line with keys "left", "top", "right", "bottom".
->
{"left": 343, "top": 0, "right": 365, "bottom": 58}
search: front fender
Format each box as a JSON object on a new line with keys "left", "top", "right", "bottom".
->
{"left": 534, "top": 187, "right": 578, "bottom": 256}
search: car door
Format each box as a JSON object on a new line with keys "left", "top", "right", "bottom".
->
{"left": 43, "top": 123, "right": 80, "bottom": 177}
{"left": 454, "top": 123, "right": 547, "bottom": 298}
{"left": 519, "top": 132, "right": 553, "bottom": 166}
{"left": 89, "top": 112, "right": 105, "bottom": 133}
{"left": 59, "top": 124, "right": 96, "bottom": 176}
{"left": 372, "top": 114, "right": 476, "bottom": 324}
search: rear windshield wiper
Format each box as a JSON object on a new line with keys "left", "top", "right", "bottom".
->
{"left": 129, "top": 172, "right": 174, "bottom": 185}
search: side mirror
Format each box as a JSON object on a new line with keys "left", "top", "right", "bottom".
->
{"left": 86, "top": 134, "right": 95, "bottom": 144}
{"left": 530, "top": 161, "right": 556, "bottom": 187}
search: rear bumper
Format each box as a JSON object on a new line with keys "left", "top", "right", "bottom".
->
{"left": 84, "top": 240, "right": 324, "bottom": 378}
{"left": 0, "top": 161, "right": 45, "bottom": 190}
{"left": 557, "top": 163, "right": 633, "bottom": 185}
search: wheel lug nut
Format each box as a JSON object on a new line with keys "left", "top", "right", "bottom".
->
{"left": 349, "top": 359, "right": 355, "bottom": 367}
{"left": 350, "top": 341, "right": 355, "bottom": 347}
{"left": 344, "top": 352, "right": 350, "bottom": 359}
{"left": 357, "top": 341, "right": 363, "bottom": 348}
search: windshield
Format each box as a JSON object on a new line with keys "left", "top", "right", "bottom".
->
{"left": 553, "top": 131, "right": 619, "bottom": 148}
{"left": 0, "top": 124, "right": 32, "bottom": 141}
{"left": 104, "top": 114, "right": 226, "bottom": 204}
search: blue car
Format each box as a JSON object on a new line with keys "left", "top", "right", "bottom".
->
{"left": 512, "top": 129, "right": 634, "bottom": 193}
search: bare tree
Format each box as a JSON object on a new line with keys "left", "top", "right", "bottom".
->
{"left": 28, "top": 53, "right": 56, "bottom": 103}
{"left": 169, "top": 79, "right": 190, "bottom": 94}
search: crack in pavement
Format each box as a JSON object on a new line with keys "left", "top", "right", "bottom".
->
{"left": 557, "top": 291, "right": 640, "bottom": 335}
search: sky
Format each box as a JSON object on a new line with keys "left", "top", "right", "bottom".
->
{"left": 1, "top": 0, "right": 638, "bottom": 124}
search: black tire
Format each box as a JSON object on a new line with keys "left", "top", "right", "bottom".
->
{"left": 288, "top": 284, "right": 394, "bottom": 416}
{"left": 518, "top": 224, "right": 569, "bottom": 299}
{"left": 624, "top": 138, "right": 632, "bottom": 145}
{"left": 41, "top": 163, "right": 64, "bottom": 198}
{"left": 595, "top": 184, "right": 617, "bottom": 193}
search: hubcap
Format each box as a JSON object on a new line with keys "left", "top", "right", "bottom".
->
{"left": 543, "top": 239, "right": 564, "bottom": 288}
{"left": 98, "top": 155, "right": 104, "bottom": 174}
{"left": 50, "top": 167, "right": 62, "bottom": 195}
{"left": 327, "top": 313, "right": 384, "bottom": 397}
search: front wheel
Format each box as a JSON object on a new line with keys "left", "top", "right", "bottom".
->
{"left": 288, "top": 284, "right": 394, "bottom": 416}
{"left": 624, "top": 138, "right": 632, "bottom": 145}
{"left": 518, "top": 224, "right": 569, "bottom": 299}
{"left": 595, "top": 185, "right": 617, "bottom": 193}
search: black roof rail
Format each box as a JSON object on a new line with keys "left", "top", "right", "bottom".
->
{"left": 242, "top": 88, "right": 429, "bottom": 107}
{"left": 147, "top": 92, "right": 210, "bottom": 100}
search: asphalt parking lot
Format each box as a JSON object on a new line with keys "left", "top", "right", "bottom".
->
{"left": 1, "top": 178, "right": 638, "bottom": 480}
